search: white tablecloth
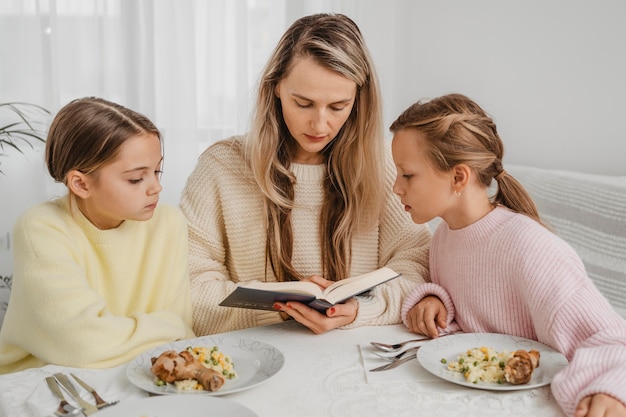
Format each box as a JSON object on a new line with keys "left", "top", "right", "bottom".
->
{"left": 0, "top": 321, "right": 566, "bottom": 417}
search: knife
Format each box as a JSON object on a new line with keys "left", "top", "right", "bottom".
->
{"left": 368, "top": 352, "right": 418, "bottom": 372}
{"left": 45, "top": 376, "right": 82, "bottom": 415}
{"left": 54, "top": 373, "right": 99, "bottom": 416}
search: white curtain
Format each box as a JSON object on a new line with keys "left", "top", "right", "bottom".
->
{"left": 0, "top": 0, "right": 380, "bottom": 205}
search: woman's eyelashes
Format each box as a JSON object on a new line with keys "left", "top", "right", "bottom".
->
{"left": 294, "top": 99, "right": 346, "bottom": 112}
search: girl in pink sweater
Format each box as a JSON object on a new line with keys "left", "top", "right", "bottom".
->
{"left": 391, "top": 93, "right": 626, "bottom": 417}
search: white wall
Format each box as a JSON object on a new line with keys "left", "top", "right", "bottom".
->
{"left": 353, "top": 0, "right": 626, "bottom": 175}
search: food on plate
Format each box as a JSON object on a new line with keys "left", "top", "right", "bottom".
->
{"left": 444, "top": 346, "right": 540, "bottom": 385}
{"left": 504, "top": 349, "right": 541, "bottom": 384}
{"left": 150, "top": 346, "right": 236, "bottom": 391}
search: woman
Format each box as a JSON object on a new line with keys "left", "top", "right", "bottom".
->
{"left": 180, "top": 13, "right": 431, "bottom": 335}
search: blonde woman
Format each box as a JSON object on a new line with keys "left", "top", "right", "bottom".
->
{"left": 181, "top": 13, "right": 430, "bottom": 335}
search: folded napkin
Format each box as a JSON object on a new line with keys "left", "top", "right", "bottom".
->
{"left": 0, "top": 364, "right": 146, "bottom": 417}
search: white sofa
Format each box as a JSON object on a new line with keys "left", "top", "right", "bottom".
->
{"left": 0, "top": 165, "right": 624, "bottom": 328}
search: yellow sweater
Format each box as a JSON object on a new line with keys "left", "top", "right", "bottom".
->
{"left": 0, "top": 198, "right": 194, "bottom": 374}
{"left": 180, "top": 137, "right": 432, "bottom": 335}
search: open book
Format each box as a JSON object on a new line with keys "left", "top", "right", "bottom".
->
{"left": 219, "top": 267, "right": 401, "bottom": 312}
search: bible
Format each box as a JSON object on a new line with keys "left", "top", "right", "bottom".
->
{"left": 219, "top": 267, "right": 401, "bottom": 312}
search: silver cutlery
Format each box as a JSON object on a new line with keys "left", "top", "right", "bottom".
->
{"left": 70, "top": 373, "right": 119, "bottom": 409}
{"left": 54, "top": 373, "right": 98, "bottom": 416}
{"left": 45, "top": 377, "right": 84, "bottom": 416}
{"left": 370, "top": 337, "right": 427, "bottom": 352}
{"left": 371, "top": 331, "right": 462, "bottom": 353}
{"left": 371, "top": 345, "right": 422, "bottom": 360}
{"left": 369, "top": 352, "right": 418, "bottom": 372}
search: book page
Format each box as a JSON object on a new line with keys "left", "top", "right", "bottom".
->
{"left": 322, "top": 267, "right": 399, "bottom": 304}
{"left": 240, "top": 280, "right": 324, "bottom": 298}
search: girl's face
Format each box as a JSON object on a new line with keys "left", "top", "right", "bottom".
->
{"left": 392, "top": 129, "right": 456, "bottom": 225}
{"left": 275, "top": 57, "right": 356, "bottom": 164}
{"left": 77, "top": 132, "right": 163, "bottom": 229}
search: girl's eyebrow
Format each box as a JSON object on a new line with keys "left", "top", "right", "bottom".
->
{"left": 123, "top": 157, "right": 164, "bottom": 174}
{"left": 123, "top": 166, "right": 150, "bottom": 174}
{"left": 292, "top": 93, "right": 353, "bottom": 105}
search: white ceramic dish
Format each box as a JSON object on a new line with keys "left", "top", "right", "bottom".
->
{"left": 417, "top": 332, "right": 568, "bottom": 391}
{"left": 127, "top": 335, "right": 284, "bottom": 396}
{"left": 95, "top": 395, "right": 258, "bottom": 417}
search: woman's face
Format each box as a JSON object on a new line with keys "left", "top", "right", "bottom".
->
{"left": 275, "top": 57, "right": 356, "bottom": 164}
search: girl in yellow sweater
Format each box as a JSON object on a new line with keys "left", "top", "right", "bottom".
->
{"left": 0, "top": 97, "right": 194, "bottom": 374}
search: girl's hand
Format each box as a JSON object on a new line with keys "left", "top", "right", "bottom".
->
{"left": 405, "top": 295, "right": 447, "bottom": 338}
{"left": 575, "top": 394, "right": 626, "bottom": 417}
{"left": 273, "top": 274, "right": 358, "bottom": 334}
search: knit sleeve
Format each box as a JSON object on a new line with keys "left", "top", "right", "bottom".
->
{"left": 344, "top": 153, "right": 431, "bottom": 328}
{"left": 512, "top": 222, "right": 626, "bottom": 415}
{"left": 533, "top": 258, "right": 626, "bottom": 415}
{"left": 400, "top": 282, "right": 457, "bottom": 329}
{"left": 550, "top": 312, "right": 626, "bottom": 415}
{"left": 179, "top": 140, "right": 283, "bottom": 335}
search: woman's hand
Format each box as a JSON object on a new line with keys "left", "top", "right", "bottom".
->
{"left": 405, "top": 295, "right": 447, "bottom": 338}
{"left": 575, "top": 394, "right": 626, "bottom": 417}
{"left": 273, "top": 274, "right": 358, "bottom": 334}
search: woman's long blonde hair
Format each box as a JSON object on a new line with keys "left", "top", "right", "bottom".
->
{"left": 245, "top": 13, "right": 385, "bottom": 282}
{"left": 390, "top": 93, "right": 545, "bottom": 227}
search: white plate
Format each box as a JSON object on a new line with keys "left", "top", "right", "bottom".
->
{"left": 417, "top": 332, "right": 568, "bottom": 391}
{"left": 127, "top": 335, "right": 284, "bottom": 396}
{"left": 95, "top": 395, "right": 258, "bottom": 417}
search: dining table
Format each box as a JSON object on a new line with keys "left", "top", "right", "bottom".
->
{"left": 0, "top": 320, "right": 567, "bottom": 417}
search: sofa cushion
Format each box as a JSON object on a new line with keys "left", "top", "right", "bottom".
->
{"left": 508, "top": 165, "right": 626, "bottom": 318}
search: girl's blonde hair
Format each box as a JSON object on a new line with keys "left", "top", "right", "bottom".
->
{"left": 245, "top": 13, "right": 385, "bottom": 282}
{"left": 46, "top": 97, "right": 161, "bottom": 187}
{"left": 390, "top": 93, "right": 545, "bottom": 226}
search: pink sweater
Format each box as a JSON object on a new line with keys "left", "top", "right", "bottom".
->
{"left": 402, "top": 206, "right": 626, "bottom": 416}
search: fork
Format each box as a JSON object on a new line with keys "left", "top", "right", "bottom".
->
{"left": 369, "top": 352, "right": 418, "bottom": 372}
{"left": 70, "top": 373, "right": 119, "bottom": 409}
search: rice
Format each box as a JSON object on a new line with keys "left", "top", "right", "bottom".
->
{"left": 445, "top": 346, "right": 512, "bottom": 384}
{"left": 186, "top": 345, "right": 237, "bottom": 380}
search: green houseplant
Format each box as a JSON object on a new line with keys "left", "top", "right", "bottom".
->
{"left": 0, "top": 102, "right": 50, "bottom": 174}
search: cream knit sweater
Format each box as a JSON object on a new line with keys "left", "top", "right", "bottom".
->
{"left": 180, "top": 136, "right": 431, "bottom": 335}
{"left": 0, "top": 198, "right": 194, "bottom": 374}
{"left": 402, "top": 206, "right": 626, "bottom": 416}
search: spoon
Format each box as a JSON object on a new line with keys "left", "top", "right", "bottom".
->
{"left": 370, "top": 337, "right": 427, "bottom": 352}
{"left": 371, "top": 345, "right": 422, "bottom": 360}
{"left": 370, "top": 331, "right": 462, "bottom": 352}
{"left": 45, "top": 376, "right": 84, "bottom": 416}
